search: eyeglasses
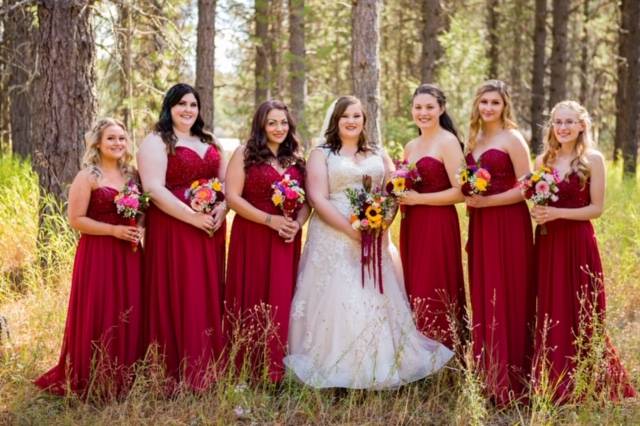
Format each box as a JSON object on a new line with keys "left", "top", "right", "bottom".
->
{"left": 552, "top": 119, "right": 580, "bottom": 128}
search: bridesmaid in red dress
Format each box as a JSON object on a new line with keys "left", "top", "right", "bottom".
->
{"left": 137, "top": 84, "right": 227, "bottom": 391}
{"left": 464, "top": 80, "right": 534, "bottom": 405}
{"left": 398, "top": 84, "right": 466, "bottom": 350}
{"left": 531, "top": 101, "right": 636, "bottom": 403}
{"left": 225, "top": 100, "right": 309, "bottom": 383}
{"left": 35, "top": 118, "right": 144, "bottom": 400}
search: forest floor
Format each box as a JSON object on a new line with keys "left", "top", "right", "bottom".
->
{"left": 0, "top": 154, "right": 639, "bottom": 425}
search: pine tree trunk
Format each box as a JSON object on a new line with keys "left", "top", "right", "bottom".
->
{"left": 269, "top": 0, "right": 285, "bottom": 99}
{"left": 32, "top": 0, "right": 97, "bottom": 200}
{"left": 548, "top": 0, "right": 569, "bottom": 109}
{"left": 622, "top": 0, "right": 640, "bottom": 176}
{"left": 196, "top": 0, "right": 216, "bottom": 131}
{"left": 614, "top": 0, "right": 630, "bottom": 162}
{"left": 578, "top": 0, "right": 590, "bottom": 106}
{"left": 530, "top": 0, "right": 547, "bottom": 155}
{"left": 6, "top": 0, "right": 33, "bottom": 158}
{"left": 420, "top": 0, "right": 445, "bottom": 83}
{"left": 288, "top": 0, "right": 307, "bottom": 143}
{"left": 255, "top": 0, "right": 270, "bottom": 106}
{"left": 486, "top": 0, "right": 500, "bottom": 79}
{"left": 509, "top": 0, "right": 524, "bottom": 116}
{"left": 118, "top": 0, "right": 133, "bottom": 132}
{"left": 352, "top": 0, "right": 381, "bottom": 147}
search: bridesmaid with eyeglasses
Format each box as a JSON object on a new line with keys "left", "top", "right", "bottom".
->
{"left": 531, "top": 100, "right": 636, "bottom": 403}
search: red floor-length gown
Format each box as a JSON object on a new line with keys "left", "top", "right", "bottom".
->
{"left": 466, "top": 149, "right": 535, "bottom": 405}
{"left": 35, "top": 187, "right": 144, "bottom": 400}
{"left": 144, "top": 145, "right": 226, "bottom": 391}
{"left": 225, "top": 163, "right": 304, "bottom": 382}
{"left": 399, "top": 156, "right": 466, "bottom": 349}
{"left": 534, "top": 173, "right": 636, "bottom": 403}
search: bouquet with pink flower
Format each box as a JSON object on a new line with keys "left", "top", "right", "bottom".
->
{"left": 184, "top": 177, "right": 225, "bottom": 214}
{"left": 345, "top": 175, "right": 395, "bottom": 293}
{"left": 518, "top": 166, "right": 561, "bottom": 235}
{"left": 456, "top": 163, "right": 492, "bottom": 196}
{"left": 114, "top": 180, "right": 150, "bottom": 251}
{"left": 271, "top": 174, "right": 305, "bottom": 218}
{"left": 385, "top": 160, "right": 422, "bottom": 197}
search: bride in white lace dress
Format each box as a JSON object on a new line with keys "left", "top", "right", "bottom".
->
{"left": 284, "top": 96, "right": 453, "bottom": 389}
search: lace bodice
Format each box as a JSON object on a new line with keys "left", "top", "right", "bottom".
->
{"left": 87, "top": 187, "right": 123, "bottom": 225}
{"left": 465, "top": 149, "right": 517, "bottom": 195}
{"left": 242, "top": 163, "right": 305, "bottom": 214}
{"left": 166, "top": 145, "right": 222, "bottom": 203}
{"left": 414, "top": 156, "right": 451, "bottom": 193}
{"left": 550, "top": 172, "right": 591, "bottom": 208}
{"left": 323, "top": 149, "right": 385, "bottom": 211}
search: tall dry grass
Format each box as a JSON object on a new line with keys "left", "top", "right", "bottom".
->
{"left": 0, "top": 153, "right": 638, "bottom": 424}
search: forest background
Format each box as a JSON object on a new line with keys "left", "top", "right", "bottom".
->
{"left": 0, "top": 0, "right": 639, "bottom": 424}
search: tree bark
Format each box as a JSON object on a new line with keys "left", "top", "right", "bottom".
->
{"left": 351, "top": 0, "right": 381, "bottom": 147}
{"left": 578, "top": 0, "right": 589, "bottom": 106}
{"left": 486, "top": 0, "right": 500, "bottom": 79}
{"left": 509, "top": 0, "right": 524, "bottom": 115}
{"left": 614, "top": 0, "right": 630, "bottom": 162}
{"left": 269, "top": 0, "right": 285, "bottom": 99}
{"left": 255, "top": 0, "right": 270, "bottom": 106}
{"left": 530, "top": 0, "right": 547, "bottom": 155}
{"left": 117, "top": 0, "right": 133, "bottom": 132}
{"left": 548, "top": 0, "right": 569, "bottom": 109}
{"left": 621, "top": 0, "right": 640, "bottom": 175}
{"left": 32, "top": 0, "right": 97, "bottom": 200}
{"left": 420, "top": 0, "right": 445, "bottom": 83}
{"left": 195, "top": 0, "right": 216, "bottom": 131}
{"left": 6, "top": 0, "right": 33, "bottom": 158}
{"left": 288, "top": 0, "right": 307, "bottom": 143}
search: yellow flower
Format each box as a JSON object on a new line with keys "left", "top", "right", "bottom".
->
{"left": 475, "top": 177, "right": 488, "bottom": 192}
{"left": 392, "top": 177, "right": 406, "bottom": 193}
{"left": 531, "top": 173, "right": 540, "bottom": 182}
{"left": 190, "top": 180, "right": 200, "bottom": 190}
{"left": 459, "top": 170, "right": 469, "bottom": 184}
{"left": 365, "top": 205, "right": 383, "bottom": 225}
{"left": 212, "top": 180, "right": 222, "bottom": 192}
{"left": 272, "top": 191, "right": 283, "bottom": 206}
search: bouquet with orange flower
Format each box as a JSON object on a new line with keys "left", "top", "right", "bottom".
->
{"left": 456, "top": 163, "right": 491, "bottom": 196}
{"left": 518, "top": 166, "right": 561, "bottom": 235}
{"left": 385, "top": 160, "right": 422, "bottom": 197}
{"left": 114, "top": 180, "right": 150, "bottom": 251}
{"left": 271, "top": 174, "right": 305, "bottom": 219}
{"left": 345, "top": 175, "right": 395, "bottom": 293}
{"left": 184, "top": 178, "right": 225, "bottom": 235}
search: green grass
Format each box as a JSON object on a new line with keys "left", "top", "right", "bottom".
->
{"left": 0, "top": 153, "right": 638, "bottom": 424}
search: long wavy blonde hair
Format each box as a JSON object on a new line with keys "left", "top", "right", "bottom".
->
{"left": 467, "top": 79, "right": 518, "bottom": 153}
{"left": 541, "top": 100, "right": 593, "bottom": 186}
{"left": 82, "top": 117, "right": 135, "bottom": 179}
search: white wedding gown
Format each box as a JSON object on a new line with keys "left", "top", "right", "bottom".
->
{"left": 284, "top": 149, "right": 453, "bottom": 389}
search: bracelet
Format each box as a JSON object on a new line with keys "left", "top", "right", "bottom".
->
{"left": 265, "top": 214, "right": 272, "bottom": 225}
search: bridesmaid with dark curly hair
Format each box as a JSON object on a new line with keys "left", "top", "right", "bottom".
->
{"left": 137, "top": 83, "right": 227, "bottom": 392}
{"left": 225, "top": 100, "right": 310, "bottom": 382}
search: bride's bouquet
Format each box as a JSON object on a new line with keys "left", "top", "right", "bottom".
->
{"left": 114, "top": 179, "right": 150, "bottom": 251}
{"left": 345, "top": 175, "right": 395, "bottom": 293}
